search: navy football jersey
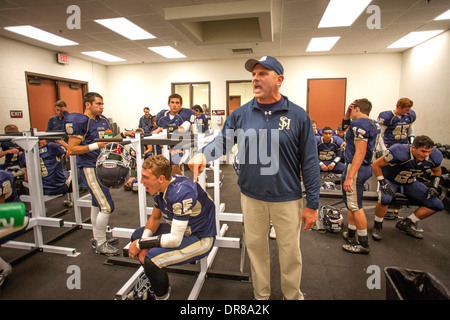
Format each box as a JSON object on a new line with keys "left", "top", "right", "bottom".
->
{"left": 381, "top": 144, "right": 443, "bottom": 184}
{"left": 156, "top": 108, "right": 195, "bottom": 128}
{"left": 152, "top": 175, "right": 216, "bottom": 238}
{"left": 1, "top": 141, "right": 23, "bottom": 170}
{"left": 377, "top": 110, "right": 416, "bottom": 147}
{"left": 316, "top": 136, "right": 343, "bottom": 163}
{"left": 64, "top": 113, "right": 110, "bottom": 168}
{"left": 194, "top": 114, "right": 210, "bottom": 133}
{"left": 0, "top": 170, "right": 20, "bottom": 203}
{"left": 344, "top": 118, "right": 380, "bottom": 165}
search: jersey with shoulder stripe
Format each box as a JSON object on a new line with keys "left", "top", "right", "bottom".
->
{"left": 344, "top": 118, "right": 380, "bottom": 165}
{"left": 377, "top": 110, "right": 416, "bottom": 147}
{"left": 64, "top": 113, "right": 110, "bottom": 168}
{"left": 152, "top": 175, "right": 216, "bottom": 238}
{"left": 156, "top": 108, "right": 195, "bottom": 128}
{"left": 381, "top": 143, "right": 442, "bottom": 184}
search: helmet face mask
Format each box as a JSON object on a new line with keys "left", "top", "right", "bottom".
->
{"left": 96, "top": 143, "right": 132, "bottom": 189}
{"left": 318, "top": 205, "right": 344, "bottom": 233}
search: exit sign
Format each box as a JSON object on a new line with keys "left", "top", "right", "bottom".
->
{"left": 10, "top": 110, "right": 23, "bottom": 118}
{"left": 57, "top": 53, "right": 68, "bottom": 64}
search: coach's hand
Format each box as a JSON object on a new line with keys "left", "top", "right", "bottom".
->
{"left": 302, "top": 207, "right": 318, "bottom": 230}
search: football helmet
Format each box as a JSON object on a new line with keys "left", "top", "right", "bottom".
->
{"left": 319, "top": 205, "right": 344, "bottom": 233}
{"left": 96, "top": 142, "right": 131, "bottom": 188}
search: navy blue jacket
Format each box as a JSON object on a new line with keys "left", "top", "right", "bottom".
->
{"left": 202, "top": 96, "right": 320, "bottom": 209}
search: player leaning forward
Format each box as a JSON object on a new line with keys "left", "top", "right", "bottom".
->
{"left": 65, "top": 92, "right": 134, "bottom": 256}
{"left": 128, "top": 155, "right": 216, "bottom": 300}
{"left": 371, "top": 135, "right": 444, "bottom": 240}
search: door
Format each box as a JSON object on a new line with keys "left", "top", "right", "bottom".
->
{"left": 229, "top": 96, "right": 241, "bottom": 115}
{"left": 307, "top": 78, "right": 346, "bottom": 130}
{"left": 26, "top": 73, "right": 87, "bottom": 131}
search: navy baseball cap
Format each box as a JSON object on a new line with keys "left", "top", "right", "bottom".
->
{"left": 245, "top": 56, "right": 284, "bottom": 75}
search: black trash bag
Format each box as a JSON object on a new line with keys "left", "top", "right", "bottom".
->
{"left": 384, "top": 267, "right": 450, "bottom": 300}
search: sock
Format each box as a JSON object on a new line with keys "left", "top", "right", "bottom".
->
{"left": 408, "top": 214, "right": 420, "bottom": 224}
{"left": 358, "top": 235, "right": 369, "bottom": 248}
{"left": 95, "top": 212, "right": 110, "bottom": 246}
{"left": 90, "top": 207, "right": 99, "bottom": 240}
{"left": 374, "top": 215, "right": 384, "bottom": 223}
{"left": 347, "top": 224, "right": 357, "bottom": 237}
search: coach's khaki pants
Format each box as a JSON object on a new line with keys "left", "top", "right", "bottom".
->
{"left": 241, "top": 193, "right": 304, "bottom": 300}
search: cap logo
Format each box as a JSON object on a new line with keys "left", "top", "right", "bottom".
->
{"left": 259, "top": 56, "right": 267, "bottom": 62}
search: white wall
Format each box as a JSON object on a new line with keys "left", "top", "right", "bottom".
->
{"left": 399, "top": 31, "right": 450, "bottom": 143}
{"left": 1, "top": 31, "right": 448, "bottom": 144}
{"left": 0, "top": 36, "right": 107, "bottom": 132}
{"left": 107, "top": 53, "right": 402, "bottom": 130}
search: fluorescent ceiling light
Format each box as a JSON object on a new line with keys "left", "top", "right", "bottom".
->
{"left": 306, "top": 36, "right": 340, "bottom": 52}
{"left": 434, "top": 9, "right": 450, "bottom": 21}
{"left": 149, "top": 46, "right": 186, "bottom": 58}
{"left": 4, "top": 25, "right": 78, "bottom": 46}
{"left": 319, "top": 0, "right": 372, "bottom": 28}
{"left": 81, "top": 51, "right": 126, "bottom": 62}
{"left": 387, "top": 30, "right": 444, "bottom": 49}
{"left": 95, "top": 17, "right": 155, "bottom": 40}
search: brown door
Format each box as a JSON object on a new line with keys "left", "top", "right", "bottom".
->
{"left": 59, "top": 81, "right": 84, "bottom": 114}
{"left": 26, "top": 77, "right": 58, "bottom": 131}
{"left": 229, "top": 96, "right": 241, "bottom": 115}
{"left": 26, "top": 73, "right": 87, "bottom": 131}
{"left": 307, "top": 78, "right": 346, "bottom": 130}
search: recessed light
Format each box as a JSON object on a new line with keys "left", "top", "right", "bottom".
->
{"left": 387, "top": 30, "right": 444, "bottom": 49}
{"left": 81, "top": 51, "right": 126, "bottom": 62}
{"left": 148, "top": 46, "right": 186, "bottom": 58}
{"left": 434, "top": 9, "right": 450, "bottom": 21}
{"left": 95, "top": 17, "right": 155, "bottom": 40}
{"left": 306, "top": 37, "right": 340, "bottom": 52}
{"left": 318, "top": 0, "right": 372, "bottom": 28}
{"left": 4, "top": 25, "right": 78, "bottom": 46}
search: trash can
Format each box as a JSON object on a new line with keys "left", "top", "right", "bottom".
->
{"left": 384, "top": 266, "right": 450, "bottom": 300}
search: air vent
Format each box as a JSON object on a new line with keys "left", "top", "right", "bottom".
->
{"left": 232, "top": 48, "right": 253, "bottom": 54}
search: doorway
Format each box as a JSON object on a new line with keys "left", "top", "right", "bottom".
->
{"left": 26, "top": 72, "right": 87, "bottom": 131}
{"left": 307, "top": 78, "right": 346, "bottom": 130}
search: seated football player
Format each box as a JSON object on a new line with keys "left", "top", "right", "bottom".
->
{"left": 371, "top": 135, "right": 444, "bottom": 240}
{"left": 128, "top": 155, "right": 216, "bottom": 300}
{"left": 316, "top": 126, "right": 345, "bottom": 173}
{"left": 20, "top": 139, "right": 72, "bottom": 196}
{"left": 0, "top": 170, "right": 29, "bottom": 288}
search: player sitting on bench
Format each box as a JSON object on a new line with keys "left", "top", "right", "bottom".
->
{"left": 128, "top": 155, "right": 216, "bottom": 300}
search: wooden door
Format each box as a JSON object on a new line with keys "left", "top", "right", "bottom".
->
{"left": 229, "top": 96, "right": 241, "bottom": 115}
{"left": 59, "top": 81, "right": 84, "bottom": 114}
{"left": 307, "top": 78, "right": 346, "bottom": 130}
{"left": 26, "top": 78, "right": 57, "bottom": 131}
{"left": 26, "top": 73, "right": 87, "bottom": 131}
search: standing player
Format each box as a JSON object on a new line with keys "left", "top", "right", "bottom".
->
{"left": 316, "top": 126, "right": 345, "bottom": 173}
{"left": 371, "top": 135, "right": 444, "bottom": 240}
{"left": 192, "top": 105, "right": 211, "bottom": 133}
{"left": 153, "top": 94, "right": 195, "bottom": 174}
{"left": 341, "top": 99, "right": 380, "bottom": 254}
{"left": 377, "top": 97, "right": 416, "bottom": 152}
{"left": 65, "top": 92, "right": 132, "bottom": 256}
{"left": 128, "top": 155, "right": 216, "bottom": 300}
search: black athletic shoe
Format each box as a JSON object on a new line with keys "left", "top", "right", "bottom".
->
{"left": 396, "top": 218, "right": 423, "bottom": 239}
{"left": 342, "top": 244, "right": 370, "bottom": 254}
{"left": 342, "top": 231, "right": 358, "bottom": 245}
{"left": 371, "top": 224, "right": 383, "bottom": 241}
